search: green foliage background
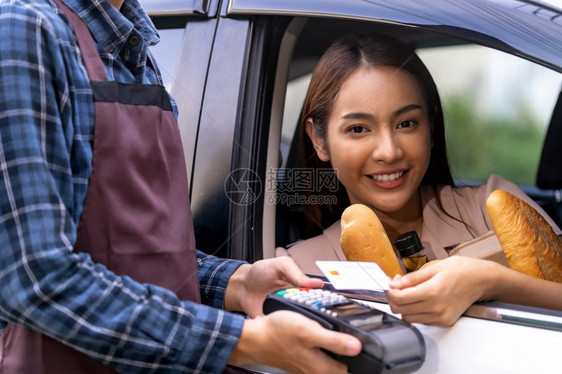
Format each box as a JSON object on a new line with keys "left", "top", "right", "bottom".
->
{"left": 443, "top": 94, "right": 546, "bottom": 186}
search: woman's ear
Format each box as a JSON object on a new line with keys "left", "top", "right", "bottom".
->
{"left": 305, "top": 118, "right": 330, "bottom": 162}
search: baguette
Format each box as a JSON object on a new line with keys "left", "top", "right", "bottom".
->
{"left": 340, "top": 204, "right": 404, "bottom": 277}
{"left": 486, "top": 190, "right": 562, "bottom": 282}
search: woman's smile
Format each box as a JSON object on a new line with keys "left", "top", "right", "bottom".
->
{"left": 367, "top": 169, "right": 408, "bottom": 189}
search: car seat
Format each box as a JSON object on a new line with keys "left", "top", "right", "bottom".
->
{"left": 275, "top": 117, "right": 308, "bottom": 248}
{"left": 536, "top": 89, "right": 562, "bottom": 228}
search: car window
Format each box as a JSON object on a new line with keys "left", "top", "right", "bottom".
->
{"left": 281, "top": 43, "right": 562, "bottom": 187}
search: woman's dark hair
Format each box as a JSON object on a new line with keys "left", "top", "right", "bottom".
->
{"left": 300, "top": 33, "right": 454, "bottom": 237}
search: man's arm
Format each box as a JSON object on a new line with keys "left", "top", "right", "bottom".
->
{"left": 0, "top": 3, "right": 243, "bottom": 372}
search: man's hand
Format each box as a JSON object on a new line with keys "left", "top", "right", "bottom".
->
{"left": 224, "top": 256, "right": 323, "bottom": 317}
{"left": 228, "top": 310, "right": 362, "bottom": 374}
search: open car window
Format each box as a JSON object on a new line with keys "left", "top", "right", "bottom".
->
{"left": 276, "top": 35, "right": 562, "bottom": 250}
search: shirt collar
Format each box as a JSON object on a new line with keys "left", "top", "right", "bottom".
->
{"left": 60, "top": 0, "right": 160, "bottom": 52}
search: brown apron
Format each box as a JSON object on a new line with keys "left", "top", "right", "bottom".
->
{"left": 1, "top": 1, "right": 201, "bottom": 372}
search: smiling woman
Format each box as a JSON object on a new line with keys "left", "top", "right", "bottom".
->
{"left": 283, "top": 33, "right": 454, "bottom": 246}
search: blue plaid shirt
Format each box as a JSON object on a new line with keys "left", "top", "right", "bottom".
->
{"left": 0, "top": 0, "right": 245, "bottom": 372}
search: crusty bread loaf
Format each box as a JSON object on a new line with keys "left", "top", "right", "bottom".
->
{"left": 486, "top": 190, "right": 562, "bottom": 282}
{"left": 340, "top": 204, "right": 404, "bottom": 277}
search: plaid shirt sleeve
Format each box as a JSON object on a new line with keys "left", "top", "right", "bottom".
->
{"left": 0, "top": 2, "right": 245, "bottom": 373}
{"left": 197, "top": 251, "right": 247, "bottom": 308}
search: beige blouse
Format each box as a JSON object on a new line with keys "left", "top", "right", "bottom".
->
{"left": 276, "top": 174, "right": 562, "bottom": 276}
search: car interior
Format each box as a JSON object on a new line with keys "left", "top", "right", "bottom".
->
{"left": 536, "top": 89, "right": 562, "bottom": 225}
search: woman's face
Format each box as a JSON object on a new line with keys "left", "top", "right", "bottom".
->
{"left": 309, "top": 65, "right": 432, "bottom": 218}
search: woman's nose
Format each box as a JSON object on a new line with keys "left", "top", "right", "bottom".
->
{"left": 371, "top": 131, "right": 404, "bottom": 163}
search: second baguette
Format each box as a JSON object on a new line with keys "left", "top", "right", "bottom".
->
{"left": 486, "top": 189, "right": 562, "bottom": 282}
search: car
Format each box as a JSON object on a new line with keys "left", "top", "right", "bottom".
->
{"left": 141, "top": 0, "right": 562, "bottom": 372}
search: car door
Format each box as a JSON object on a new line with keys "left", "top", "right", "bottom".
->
{"left": 145, "top": 1, "right": 562, "bottom": 373}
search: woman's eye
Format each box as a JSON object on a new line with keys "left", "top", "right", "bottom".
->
{"left": 397, "top": 120, "right": 415, "bottom": 129}
{"left": 348, "top": 125, "right": 366, "bottom": 134}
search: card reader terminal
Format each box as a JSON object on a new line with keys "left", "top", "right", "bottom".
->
{"left": 263, "top": 287, "right": 425, "bottom": 374}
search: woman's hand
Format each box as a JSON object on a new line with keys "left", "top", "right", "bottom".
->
{"left": 386, "top": 256, "right": 497, "bottom": 326}
{"left": 229, "top": 310, "right": 362, "bottom": 374}
{"left": 224, "top": 256, "right": 324, "bottom": 317}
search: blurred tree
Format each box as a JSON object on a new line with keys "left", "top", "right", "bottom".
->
{"left": 443, "top": 94, "right": 545, "bottom": 186}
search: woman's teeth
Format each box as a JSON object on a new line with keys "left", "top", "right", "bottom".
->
{"left": 372, "top": 171, "right": 404, "bottom": 181}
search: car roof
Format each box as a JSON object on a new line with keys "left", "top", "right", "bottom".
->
{"left": 226, "top": 0, "right": 562, "bottom": 72}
